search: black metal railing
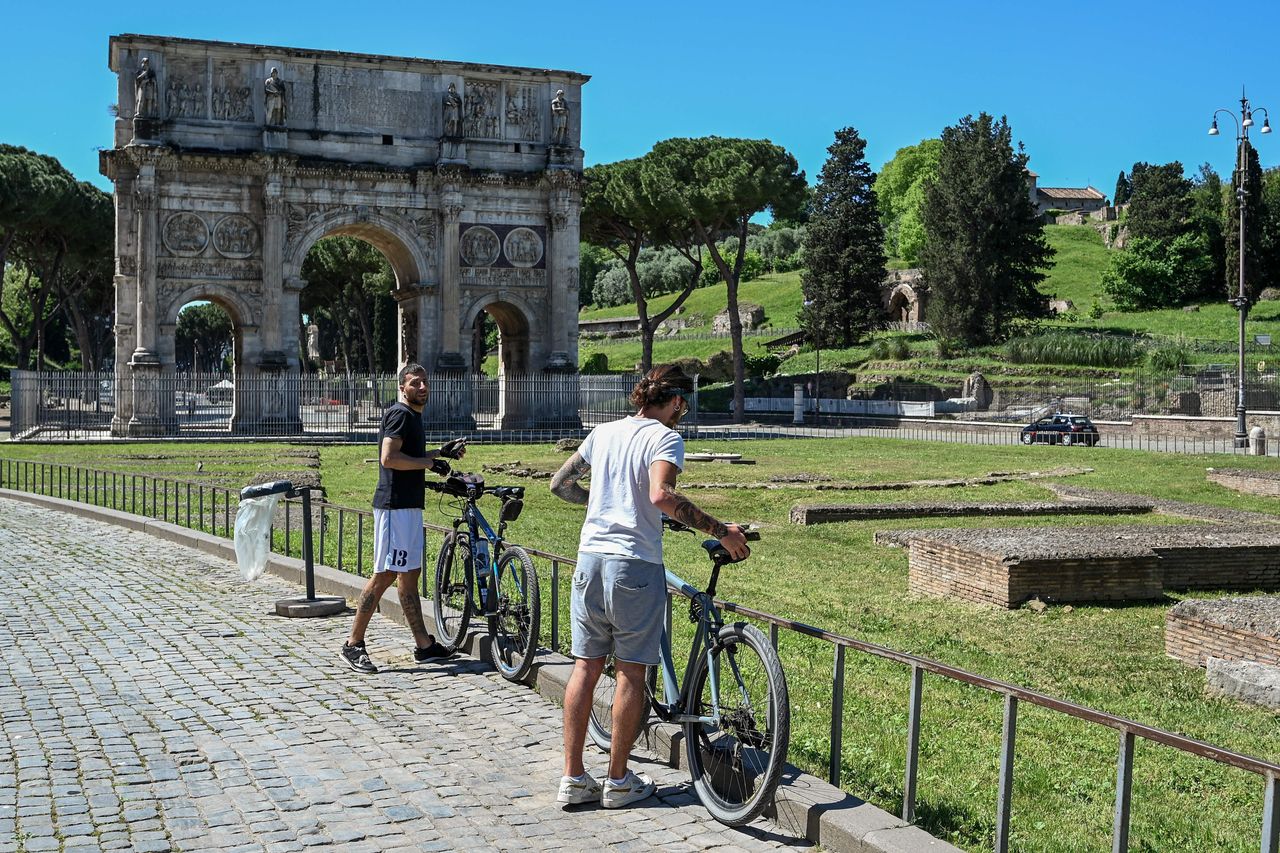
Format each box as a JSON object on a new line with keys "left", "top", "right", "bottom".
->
{"left": 0, "top": 456, "right": 1276, "bottom": 852}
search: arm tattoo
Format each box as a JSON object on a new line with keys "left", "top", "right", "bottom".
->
{"left": 663, "top": 483, "right": 729, "bottom": 539}
{"left": 550, "top": 452, "right": 591, "bottom": 505}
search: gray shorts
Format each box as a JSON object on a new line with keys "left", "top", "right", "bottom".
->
{"left": 570, "top": 552, "right": 666, "bottom": 666}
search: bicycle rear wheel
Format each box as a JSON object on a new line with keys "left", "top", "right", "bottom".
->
{"left": 587, "top": 657, "right": 655, "bottom": 752}
{"left": 683, "top": 622, "right": 790, "bottom": 827}
{"left": 432, "top": 531, "right": 472, "bottom": 652}
{"left": 488, "top": 546, "right": 540, "bottom": 682}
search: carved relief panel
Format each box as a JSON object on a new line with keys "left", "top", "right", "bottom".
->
{"left": 504, "top": 86, "right": 542, "bottom": 142}
{"left": 459, "top": 223, "right": 546, "bottom": 287}
{"left": 463, "top": 80, "right": 501, "bottom": 139}
{"left": 164, "top": 60, "right": 208, "bottom": 119}
{"left": 212, "top": 61, "right": 253, "bottom": 122}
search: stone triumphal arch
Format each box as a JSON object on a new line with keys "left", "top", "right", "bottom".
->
{"left": 101, "top": 35, "right": 587, "bottom": 434}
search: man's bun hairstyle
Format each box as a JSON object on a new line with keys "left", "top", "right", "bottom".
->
{"left": 630, "top": 363, "right": 695, "bottom": 409}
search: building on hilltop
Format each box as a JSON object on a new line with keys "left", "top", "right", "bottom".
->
{"left": 1025, "top": 170, "right": 1108, "bottom": 216}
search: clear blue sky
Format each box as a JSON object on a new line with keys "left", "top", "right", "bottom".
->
{"left": 6, "top": 0, "right": 1280, "bottom": 194}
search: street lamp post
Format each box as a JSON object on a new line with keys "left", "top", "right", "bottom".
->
{"left": 803, "top": 299, "right": 820, "bottom": 425}
{"left": 1210, "top": 89, "right": 1271, "bottom": 448}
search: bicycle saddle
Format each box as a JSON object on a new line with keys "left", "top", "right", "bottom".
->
{"left": 492, "top": 486, "right": 525, "bottom": 499}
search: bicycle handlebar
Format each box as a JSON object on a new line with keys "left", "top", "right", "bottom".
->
{"left": 661, "top": 515, "right": 760, "bottom": 542}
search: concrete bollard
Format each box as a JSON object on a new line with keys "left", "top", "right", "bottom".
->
{"left": 793, "top": 384, "right": 805, "bottom": 425}
{"left": 1249, "top": 425, "right": 1266, "bottom": 456}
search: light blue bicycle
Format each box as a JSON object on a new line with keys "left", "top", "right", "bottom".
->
{"left": 587, "top": 518, "right": 789, "bottom": 826}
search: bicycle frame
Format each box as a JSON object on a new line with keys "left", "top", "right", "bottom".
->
{"left": 652, "top": 566, "right": 726, "bottom": 729}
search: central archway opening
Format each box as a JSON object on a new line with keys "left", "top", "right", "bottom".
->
{"left": 300, "top": 236, "right": 398, "bottom": 376}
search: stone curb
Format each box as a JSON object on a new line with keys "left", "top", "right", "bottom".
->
{"left": 0, "top": 487, "right": 963, "bottom": 853}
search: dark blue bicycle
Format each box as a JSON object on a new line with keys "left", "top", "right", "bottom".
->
{"left": 428, "top": 470, "right": 540, "bottom": 682}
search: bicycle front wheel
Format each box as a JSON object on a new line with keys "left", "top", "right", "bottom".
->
{"left": 683, "top": 622, "right": 790, "bottom": 827}
{"left": 488, "top": 546, "right": 540, "bottom": 682}
{"left": 432, "top": 531, "right": 472, "bottom": 652}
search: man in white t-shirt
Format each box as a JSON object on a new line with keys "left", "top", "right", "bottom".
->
{"left": 550, "top": 363, "right": 748, "bottom": 809}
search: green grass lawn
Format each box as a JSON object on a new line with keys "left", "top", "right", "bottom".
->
{"left": 4, "top": 437, "right": 1280, "bottom": 851}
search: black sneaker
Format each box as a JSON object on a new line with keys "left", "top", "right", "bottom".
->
{"left": 341, "top": 642, "right": 378, "bottom": 674}
{"left": 414, "top": 640, "right": 453, "bottom": 663}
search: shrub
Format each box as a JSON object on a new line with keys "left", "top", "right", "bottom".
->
{"left": 744, "top": 351, "right": 782, "bottom": 377}
{"left": 1146, "top": 337, "right": 1193, "bottom": 372}
{"left": 581, "top": 352, "right": 609, "bottom": 374}
{"left": 869, "top": 337, "right": 912, "bottom": 360}
{"left": 1002, "top": 331, "right": 1142, "bottom": 367}
{"left": 1087, "top": 302, "right": 1105, "bottom": 320}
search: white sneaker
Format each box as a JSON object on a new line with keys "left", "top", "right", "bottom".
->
{"left": 601, "top": 770, "right": 656, "bottom": 809}
{"left": 557, "top": 772, "right": 602, "bottom": 805}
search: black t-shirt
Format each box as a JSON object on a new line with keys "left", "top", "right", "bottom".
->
{"left": 373, "top": 402, "right": 426, "bottom": 510}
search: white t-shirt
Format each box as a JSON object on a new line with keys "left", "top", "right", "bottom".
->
{"left": 577, "top": 415, "right": 685, "bottom": 564}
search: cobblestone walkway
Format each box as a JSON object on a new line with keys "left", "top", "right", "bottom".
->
{"left": 0, "top": 498, "right": 802, "bottom": 853}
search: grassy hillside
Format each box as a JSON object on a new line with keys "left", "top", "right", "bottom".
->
{"left": 579, "top": 270, "right": 805, "bottom": 333}
{"left": 576, "top": 225, "right": 1280, "bottom": 376}
{"left": 1039, "top": 223, "right": 1111, "bottom": 310}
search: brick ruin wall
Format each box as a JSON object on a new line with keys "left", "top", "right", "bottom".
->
{"left": 908, "top": 541, "right": 1163, "bottom": 608}
{"left": 1165, "top": 611, "right": 1280, "bottom": 668}
{"left": 1206, "top": 471, "right": 1280, "bottom": 498}
{"left": 1155, "top": 546, "right": 1280, "bottom": 591}
{"left": 909, "top": 541, "right": 1280, "bottom": 609}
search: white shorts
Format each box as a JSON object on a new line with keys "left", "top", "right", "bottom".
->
{"left": 372, "top": 508, "right": 425, "bottom": 573}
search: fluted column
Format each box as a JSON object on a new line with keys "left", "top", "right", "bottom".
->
{"left": 130, "top": 170, "right": 160, "bottom": 365}
{"left": 436, "top": 190, "right": 465, "bottom": 371}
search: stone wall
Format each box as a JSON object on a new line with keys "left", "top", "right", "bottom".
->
{"left": 1166, "top": 600, "right": 1280, "bottom": 668}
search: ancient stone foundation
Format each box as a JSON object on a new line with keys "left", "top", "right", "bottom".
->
{"left": 895, "top": 526, "right": 1280, "bottom": 608}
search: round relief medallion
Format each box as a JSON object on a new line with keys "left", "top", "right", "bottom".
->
{"left": 212, "top": 215, "right": 260, "bottom": 259}
{"left": 161, "top": 212, "right": 209, "bottom": 257}
{"left": 503, "top": 227, "right": 544, "bottom": 268}
{"left": 460, "top": 226, "right": 501, "bottom": 267}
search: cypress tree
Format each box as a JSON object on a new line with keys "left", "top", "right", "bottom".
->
{"left": 919, "top": 113, "right": 1053, "bottom": 347}
{"left": 800, "top": 127, "right": 886, "bottom": 347}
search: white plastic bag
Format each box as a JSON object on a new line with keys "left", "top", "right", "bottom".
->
{"left": 234, "top": 493, "right": 282, "bottom": 582}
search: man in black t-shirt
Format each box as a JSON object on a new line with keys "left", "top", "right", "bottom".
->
{"left": 341, "top": 363, "right": 467, "bottom": 674}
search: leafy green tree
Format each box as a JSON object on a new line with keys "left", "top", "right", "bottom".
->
{"left": 578, "top": 242, "right": 612, "bottom": 307}
{"left": 1126, "top": 161, "right": 1194, "bottom": 242}
{"left": 1223, "top": 140, "right": 1267, "bottom": 304}
{"left": 0, "top": 145, "right": 111, "bottom": 370}
{"left": 919, "top": 113, "right": 1052, "bottom": 347}
{"left": 1104, "top": 161, "right": 1215, "bottom": 309}
{"left": 1189, "top": 163, "right": 1225, "bottom": 300}
{"left": 1101, "top": 233, "right": 1214, "bottom": 310}
{"left": 176, "top": 302, "right": 233, "bottom": 371}
{"left": 800, "top": 127, "right": 886, "bottom": 347}
{"left": 1113, "top": 170, "right": 1132, "bottom": 205}
{"left": 874, "top": 139, "right": 941, "bottom": 263}
{"left": 649, "top": 137, "right": 807, "bottom": 421}
{"left": 580, "top": 157, "right": 704, "bottom": 371}
{"left": 1256, "top": 167, "right": 1280, "bottom": 296}
{"left": 301, "top": 237, "right": 396, "bottom": 375}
